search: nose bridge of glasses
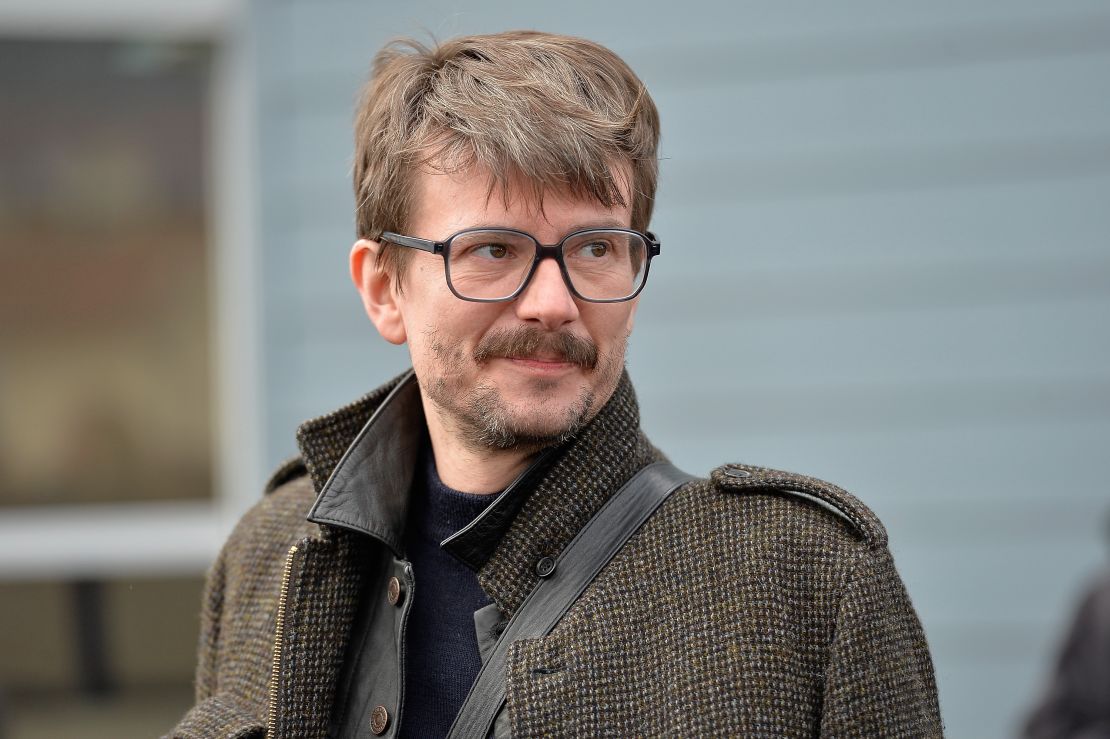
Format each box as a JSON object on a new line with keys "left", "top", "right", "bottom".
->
{"left": 535, "top": 243, "right": 563, "bottom": 261}
{"left": 526, "top": 246, "right": 575, "bottom": 295}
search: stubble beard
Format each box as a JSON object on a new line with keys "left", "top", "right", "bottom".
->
{"left": 421, "top": 325, "right": 627, "bottom": 454}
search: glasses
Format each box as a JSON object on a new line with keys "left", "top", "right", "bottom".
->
{"left": 379, "top": 227, "right": 660, "bottom": 303}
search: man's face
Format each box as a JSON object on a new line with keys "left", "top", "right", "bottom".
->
{"left": 379, "top": 165, "right": 638, "bottom": 451}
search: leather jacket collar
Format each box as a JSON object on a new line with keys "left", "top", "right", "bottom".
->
{"left": 303, "top": 369, "right": 558, "bottom": 570}
{"left": 303, "top": 371, "right": 420, "bottom": 556}
{"left": 297, "top": 367, "right": 663, "bottom": 615}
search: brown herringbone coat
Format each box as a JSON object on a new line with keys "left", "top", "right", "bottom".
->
{"left": 169, "top": 372, "right": 943, "bottom": 738}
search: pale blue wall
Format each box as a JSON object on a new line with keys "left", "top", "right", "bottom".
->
{"left": 250, "top": 2, "right": 1110, "bottom": 736}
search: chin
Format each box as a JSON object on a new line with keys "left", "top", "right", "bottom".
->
{"left": 472, "top": 389, "right": 597, "bottom": 451}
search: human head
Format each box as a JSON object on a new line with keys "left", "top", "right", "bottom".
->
{"left": 352, "top": 30, "right": 661, "bottom": 289}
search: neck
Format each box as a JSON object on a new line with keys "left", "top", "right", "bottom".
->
{"left": 421, "top": 397, "right": 534, "bottom": 494}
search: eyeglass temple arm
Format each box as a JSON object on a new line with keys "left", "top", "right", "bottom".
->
{"left": 646, "top": 231, "right": 661, "bottom": 256}
{"left": 379, "top": 232, "right": 444, "bottom": 254}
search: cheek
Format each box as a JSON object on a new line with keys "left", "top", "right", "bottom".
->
{"left": 410, "top": 304, "right": 497, "bottom": 368}
{"left": 395, "top": 264, "right": 457, "bottom": 339}
{"left": 589, "top": 306, "right": 635, "bottom": 347}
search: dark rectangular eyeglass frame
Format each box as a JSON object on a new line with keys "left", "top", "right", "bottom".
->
{"left": 379, "top": 227, "right": 661, "bottom": 303}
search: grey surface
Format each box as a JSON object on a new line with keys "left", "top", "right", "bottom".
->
{"left": 248, "top": 2, "right": 1110, "bottom": 736}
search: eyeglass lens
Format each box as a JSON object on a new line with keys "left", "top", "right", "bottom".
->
{"left": 445, "top": 229, "right": 648, "bottom": 301}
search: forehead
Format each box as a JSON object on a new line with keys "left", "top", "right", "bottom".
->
{"left": 408, "top": 162, "right": 633, "bottom": 236}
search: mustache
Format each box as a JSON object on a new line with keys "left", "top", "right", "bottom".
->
{"left": 473, "top": 327, "right": 598, "bottom": 369}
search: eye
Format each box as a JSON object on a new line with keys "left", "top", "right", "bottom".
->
{"left": 470, "top": 242, "right": 513, "bottom": 259}
{"left": 577, "top": 241, "right": 610, "bottom": 258}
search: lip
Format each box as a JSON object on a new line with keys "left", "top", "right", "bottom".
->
{"left": 504, "top": 357, "right": 577, "bottom": 373}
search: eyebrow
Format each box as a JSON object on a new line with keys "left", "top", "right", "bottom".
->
{"left": 567, "top": 220, "right": 626, "bottom": 231}
{"left": 468, "top": 219, "right": 628, "bottom": 233}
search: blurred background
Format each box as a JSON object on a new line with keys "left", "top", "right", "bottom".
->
{"left": 1, "top": 0, "right": 1107, "bottom": 737}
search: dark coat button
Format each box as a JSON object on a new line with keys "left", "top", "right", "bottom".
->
{"left": 370, "top": 704, "right": 390, "bottom": 735}
{"left": 387, "top": 576, "right": 403, "bottom": 606}
{"left": 535, "top": 556, "right": 556, "bottom": 578}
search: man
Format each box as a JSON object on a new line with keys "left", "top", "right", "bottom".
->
{"left": 170, "top": 31, "right": 942, "bottom": 738}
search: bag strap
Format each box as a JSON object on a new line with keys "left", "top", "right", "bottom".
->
{"left": 447, "top": 461, "right": 696, "bottom": 739}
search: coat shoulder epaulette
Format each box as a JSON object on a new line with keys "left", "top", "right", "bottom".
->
{"left": 710, "top": 462, "right": 887, "bottom": 548}
{"left": 264, "top": 455, "right": 309, "bottom": 494}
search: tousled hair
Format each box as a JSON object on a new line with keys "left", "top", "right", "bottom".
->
{"left": 352, "top": 30, "right": 661, "bottom": 287}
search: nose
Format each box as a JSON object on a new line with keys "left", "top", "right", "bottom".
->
{"left": 513, "top": 257, "right": 579, "bottom": 329}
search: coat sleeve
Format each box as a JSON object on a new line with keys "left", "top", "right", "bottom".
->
{"left": 165, "top": 536, "right": 266, "bottom": 739}
{"left": 194, "top": 538, "right": 228, "bottom": 702}
{"left": 819, "top": 545, "right": 944, "bottom": 738}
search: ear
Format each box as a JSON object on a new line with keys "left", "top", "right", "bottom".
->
{"left": 350, "top": 239, "right": 407, "bottom": 345}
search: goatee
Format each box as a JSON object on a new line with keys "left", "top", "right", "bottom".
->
{"left": 423, "top": 325, "right": 622, "bottom": 453}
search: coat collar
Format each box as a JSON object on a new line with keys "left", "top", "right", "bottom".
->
{"left": 302, "top": 371, "right": 423, "bottom": 557}
{"left": 298, "top": 367, "right": 663, "bottom": 613}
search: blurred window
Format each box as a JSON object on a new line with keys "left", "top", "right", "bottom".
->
{"left": 0, "top": 38, "right": 214, "bottom": 507}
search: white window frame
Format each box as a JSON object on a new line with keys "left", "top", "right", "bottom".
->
{"left": 0, "top": 0, "right": 263, "bottom": 581}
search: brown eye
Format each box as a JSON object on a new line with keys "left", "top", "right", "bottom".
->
{"left": 473, "top": 243, "right": 510, "bottom": 259}
{"left": 579, "top": 241, "right": 609, "bottom": 258}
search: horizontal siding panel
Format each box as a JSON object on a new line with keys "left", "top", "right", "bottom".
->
{"left": 634, "top": 14, "right": 1110, "bottom": 89}
{"left": 926, "top": 618, "right": 1089, "bottom": 675}
{"left": 635, "top": 380, "right": 1109, "bottom": 445}
{"left": 652, "top": 176, "right": 1110, "bottom": 267}
{"left": 642, "top": 259, "right": 1110, "bottom": 317}
{"left": 268, "top": 2, "right": 1110, "bottom": 97}
{"left": 661, "top": 134, "right": 1110, "bottom": 204}
{"left": 638, "top": 419, "right": 1110, "bottom": 505}
{"left": 655, "top": 55, "right": 1110, "bottom": 158}
{"left": 895, "top": 541, "right": 1104, "bottom": 623}
{"left": 932, "top": 661, "right": 1047, "bottom": 738}
{"left": 633, "top": 301, "right": 1110, "bottom": 380}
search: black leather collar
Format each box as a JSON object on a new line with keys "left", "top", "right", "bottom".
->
{"left": 305, "top": 372, "right": 423, "bottom": 557}
{"left": 304, "top": 370, "right": 562, "bottom": 571}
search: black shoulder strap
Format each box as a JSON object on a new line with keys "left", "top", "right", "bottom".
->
{"left": 447, "top": 461, "right": 696, "bottom": 739}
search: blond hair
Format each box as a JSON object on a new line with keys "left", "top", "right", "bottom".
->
{"left": 352, "top": 30, "right": 660, "bottom": 286}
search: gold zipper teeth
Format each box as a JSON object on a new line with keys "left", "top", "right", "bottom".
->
{"left": 268, "top": 543, "right": 299, "bottom": 738}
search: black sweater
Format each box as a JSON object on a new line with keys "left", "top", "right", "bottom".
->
{"left": 399, "top": 451, "right": 495, "bottom": 738}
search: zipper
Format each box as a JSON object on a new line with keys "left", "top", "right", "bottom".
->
{"left": 267, "top": 543, "right": 300, "bottom": 738}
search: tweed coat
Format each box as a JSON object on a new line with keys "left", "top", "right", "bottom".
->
{"left": 168, "top": 370, "right": 943, "bottom": 738}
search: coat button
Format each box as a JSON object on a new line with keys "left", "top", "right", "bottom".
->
{"left": 387, "top": 576, "right": 403, "bottom": 606}
{"left": 535, "top": 556, "right": 556, "bottom": 578}
{"left": 370, "top": 704, "right": 389, "bottom": 735}
{"left": 724, "top": 466, "right": 752, "bottom": 479}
